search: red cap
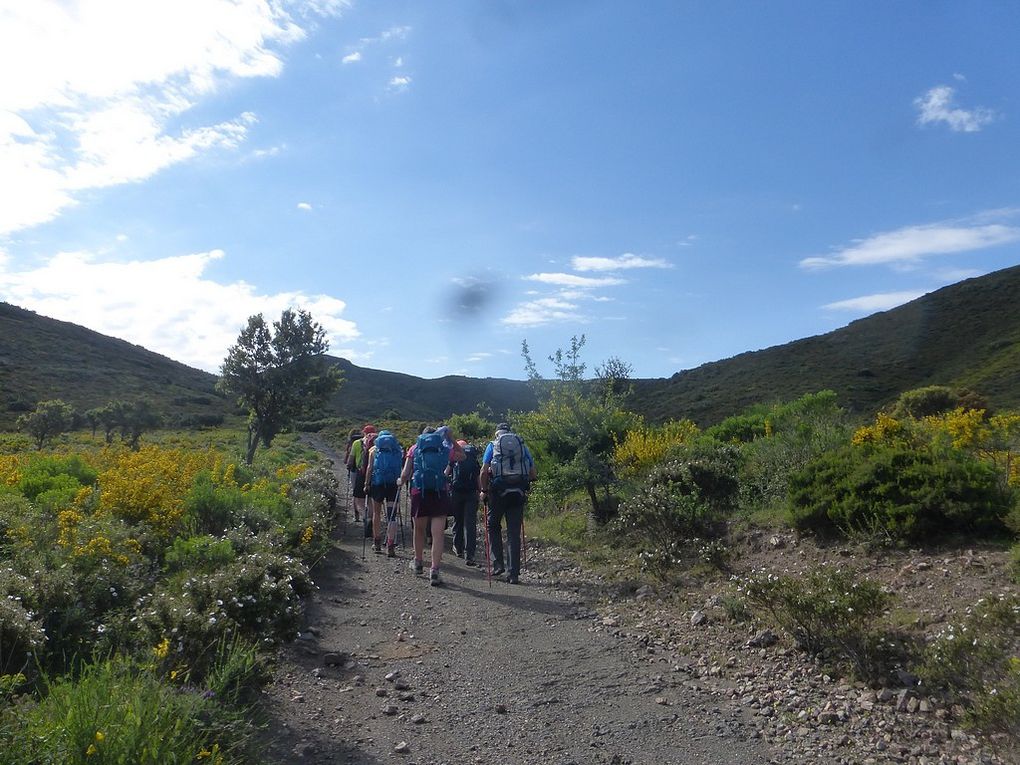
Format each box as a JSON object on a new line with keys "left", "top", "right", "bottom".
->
{"left": 361, "top": 424, "right": 377, "bottom": 434}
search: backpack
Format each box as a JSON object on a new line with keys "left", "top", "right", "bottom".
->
{"left": 451, "top": 445, "right": 480, "bottom": 493}
{"left": 413, "top": 432, "right": 449, "bottom": 494}
{"left": 490, "top": 432, "right": 530, "bottom": 497}
{"left": 356, "top": 433, "right": 376, "bottom": 476}
{"left": 371, "top": 431, "right": 403, "bottom": 486}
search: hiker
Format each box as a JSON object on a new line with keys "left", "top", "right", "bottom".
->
{"left": 480, "top": 422, "right": 536, "bottom": 585}
{"left": 363, "top": 429, "right": 404, "bottom": 556}
{"left": 397, "top": 426, "right": 452, "bottom": 586}
{"left": 348, "top": 425, "right": 377, "bottom": 532}
{"left": 449, "top": 438, "right": 481, "bottom": 565}
{"left": 342, "top": 428, "right": 361, "bottom": 520}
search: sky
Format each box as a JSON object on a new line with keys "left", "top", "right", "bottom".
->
{"left": 1, "top": 1, "right": 1019, "bottom": 382}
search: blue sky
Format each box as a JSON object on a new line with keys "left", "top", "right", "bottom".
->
{"left": 2, "top": 1, "right": 1019, "bottom": 382}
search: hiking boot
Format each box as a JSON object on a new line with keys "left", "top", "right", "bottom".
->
{"left": 507, "top": 574, "right": 519, "bottom": 585}
{"left": 409, "top": 559, "right": 424, "bottom": 576}
{"left": 453, "top": 545, "right": 464, "bottom": 558}
{"left": 373, "top": 538, "right": 382, "bottom": 554}
{"left": 387, "top": 543, "right": 396, "bottom": 558}
{"left": 464, "top": 558, "right": 477, "bottom": 567}
{"left": 492, "top": 565, "right": 505, "bottom": 576}
{"left": 429, "top": 568, "right": 442, "bottom": 587}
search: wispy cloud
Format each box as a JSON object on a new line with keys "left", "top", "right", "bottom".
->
{"left": 502, "top": 296, "right": 584, "bottom": 327}
{"left": 525, "top": 272, "right": 625, "bottom": 288}
{"left": 914, "top": 85, "right": 995, "bottom": 133}
{"left": 341, "top": 51, "right": 362, "bottom": 64}
{"left": 823, "top": 290, "right": 927, "bottom": 313}
{"left": 0, "top": 249, "right": 359, "bottom": 371}
{"left": 297, "top": 201, "right": 313, "bottom": 211}
{"left": 388, "top": 75, "right": 412, "bottom": 91}
{"left": 572, "top": 253, "right": 672, "bottom": 272}
{"left": 0, "top": 1, "right": 347, "bottom": 236}
{"left": 800, "top": 214, "right": 1020, "bottom": 270}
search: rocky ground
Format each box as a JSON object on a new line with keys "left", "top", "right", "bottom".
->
{"left": 259, "top": 438, "right": 1017, "bottom": 765}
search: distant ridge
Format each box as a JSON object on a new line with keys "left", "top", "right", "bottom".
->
{"left": 2, "top": 264, "right": 1019, "bottom": 429}
{"left": 630, "top": 264, "right": 1020, "bottom": 423}
{"left": 0, "top": 302, "right": 225, "bottom": 428}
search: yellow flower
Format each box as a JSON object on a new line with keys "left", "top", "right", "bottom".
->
{"left": 197, "top": 749, "right": 212, "bottom": 760}
{"left": 300, "top": 525, "right": 314, "bottom": 546}
{"left": 86, "top": 744, "right": 98, "bottom": 756}
{"left": 153, "top": 637, "right": 170, "bottom": 660}
{"left": 95, "top": 731, "right": 105, "bottom": 742}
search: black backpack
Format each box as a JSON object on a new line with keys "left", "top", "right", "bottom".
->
{"left": 451, "top": 445, "right": 480, "bottom": 493}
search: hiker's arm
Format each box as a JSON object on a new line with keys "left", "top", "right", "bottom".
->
{"left": 397, "top": 453, "right": 413, "bottom": 485}
{"left": 478, "top": 461, "right": 491, "bottom": 493}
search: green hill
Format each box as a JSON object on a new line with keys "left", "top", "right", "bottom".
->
{"left": 630, "top": 264, "right": 1020, "bottom": 424}
{"left": 0, "top": 302, "right": 228, "bottom": 429}
{"left": 3, "top": 264, "right": 1019, "bottom": 430}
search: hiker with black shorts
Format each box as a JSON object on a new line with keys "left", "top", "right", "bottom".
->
{"left": 349, "top": 425, "right": 377, "bottom": 531}
{"left": 398, "top": 427, "right": 452, "bottom": 586}
{"left": 364, "top": 430, "right": 404, "bottom": 556}
{"left": 480, "top": 422, "right": 536, "bottom": 585}
{"left": 449, "top": 438, "right": 481, "bottom": 565}
{"left": 342, "top": 428, "right": 361, "bottom": 520}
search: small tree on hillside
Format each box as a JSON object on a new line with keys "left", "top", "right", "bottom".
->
{"left": 519, "top": 335, "right": 639, "bottom": 524}
{"left": 120, "top": 399, "right": 163, "bottom": 449}
{"left": 218, "top": 309, "right": 343, "bottom": 464}
{"left": 17, "top": 399, "right": 74, "bottom": 449}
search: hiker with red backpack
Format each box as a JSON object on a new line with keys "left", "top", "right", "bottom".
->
{"left": 397, "top": 426, "right": 454, "bottom": 586}
{"left": 449, "top": 438, "right": 481, "bottom": 566}
{"left": 479, "top": 422, "right": 536, "bottom": 585}
{"left": 363, "top": 429, "right": 404, "bottom": 556}
{"left": 347, "top": 425, "right": 377, "bottom": 534}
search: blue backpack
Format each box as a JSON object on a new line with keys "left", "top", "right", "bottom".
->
{"left": 413, "top": 432, "right": 449, "bottom": 493}
{"left": 371, "top": 431, "right": 403, "bottom": 485}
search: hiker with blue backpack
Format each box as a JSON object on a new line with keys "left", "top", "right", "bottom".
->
{"left": 449, "top": 438, "right": 481, "bottom": 566}
{"left": 479, "top": 422, "right": 536, "bottom": 585}
{"left": 397, "top": 426, "right": 462, "bottom": 586}
{"left": 363, "top": 429, "right": 404, "bottom": 556}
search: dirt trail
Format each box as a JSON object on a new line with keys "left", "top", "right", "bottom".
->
{"left": 259, "top": 436, "right": 779, "bottom": 765}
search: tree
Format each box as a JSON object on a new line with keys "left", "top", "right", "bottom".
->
{"left": 519, "top": 335, "right": 639, "bottom": 523}
{"left": 218, "top": 309, "right": 343, "bottom": 464}
{"left": 17, "top": 399, "right": 74, "bottom": 449}
{"left": 120, "top": 399, "right": 163, "bottom": 449}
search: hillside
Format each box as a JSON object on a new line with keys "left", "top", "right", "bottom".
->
{"left": 630, "top": 264, "right": 1020, "bottom": 424}
{"left": 322, "top": 358, "right": 539, "bottom": 422}
{"left": 3, "top": 264, "right": 1019, "bottom": 430}
{"left": 0, "top": 302, "right": 228, "bottom": 429}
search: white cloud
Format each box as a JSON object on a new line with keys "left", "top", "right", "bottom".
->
{"left": 389, "top": 75, "right": 412, "bottom": 90}
{"left": 800, "top": 217, "right": 1020, "bottom": 270}
{"left": 822, "top": 290, "right": 927, "bottom": 313}
{"left": 914, "top": 85, "right": 994, "bottom": 133}
{"left": 341, "top": 51, "right": 362, "bottom": 64}
{"left": 467, "top": 352, "right": 493, "bottom": 363}
{"left": 0, "top": 0, "right": 346, "bottom": 236}
{"left": 571, "top": 253, "right": 672, "bottom": 272}
{"left": 297, "top": 201, "right": 313, "bottom": 210}
{"left": 0, "top": 249, "right": 359, "bottom": 372}
{"left": 501, "top": 296, "right": 583, "bottom": 327}
{"left": 525, "top": 272, "right": 625, "bottom": 288}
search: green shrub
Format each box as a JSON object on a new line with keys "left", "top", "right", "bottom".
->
{"left": 165, "top": 534, "right": 236, "bottom": 573}
{"left": 184, "top": 472, "right": 244, "bottom": 536}
{"left": 919, "top": 596, "right": 1020, "bottom": 740}
{"left": 0, "top": 657, "right": 249, "bottom": 764}
{"left": 789, "top": 442, "right": 1013, "bottom": 541}
{"left": 0, "top": 574, "right": 45, "bottom": 678}
{"left": 205, "top": 634, "right": 270, "bottom": 706}
{"left": 16, "top": 455, "right": 97, "bottom": 500}
{"left": 741, "top": 566, "right": 894, "bottom": 681}
{"left": 1010, "top": 544, "right": 1020, "bottom": 585}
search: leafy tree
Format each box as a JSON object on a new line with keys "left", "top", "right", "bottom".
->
{"left": 218, "top": 309, "right": 343, "bottom": 464}
{"left": 93, "top": 401, "right": 129, "bottom": 444}
{"left": 446, "top": 411, "right": 494, "bottom": 443}
{"left": 891, "top": 385, "right": 976, "bottom": 419}
{"left": 120, "top": 400, "right": 163, "bottom": 449}
{"left": 17, "top": 400, "right": 74, "bottom": 449}
{"left": 518, "top": 335, "right": 639, "bottom": 523}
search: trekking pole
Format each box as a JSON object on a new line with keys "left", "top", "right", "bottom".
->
{"left": 521, "top": 514, "right": 527, "bottom": 570}
{"left": 389, "top": 486, "right": 402, "bottom": 552}
{"left": 482, "top": 501, "right": 492, "bottom": 589}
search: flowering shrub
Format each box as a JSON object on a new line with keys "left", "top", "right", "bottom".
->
{"left": 613, "top": 419, "right": 699, "bottom": 479}
{"left": 919, "top": 595, "right": 1020, "bottom": 739}
{"left": 740, "top": 566, "right": 894, "bottom": 681}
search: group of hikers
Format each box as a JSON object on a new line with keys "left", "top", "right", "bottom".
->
{"left": 342, "top": 422, "right": 537, "bottom": 587}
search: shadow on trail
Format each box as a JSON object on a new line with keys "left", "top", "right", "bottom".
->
{"left": 438, "top": 578, "right": 577, "bottom": 618}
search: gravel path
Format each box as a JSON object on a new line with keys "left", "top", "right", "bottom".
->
{"left": 260, "top": 438, "right": 779, "bottom": 765}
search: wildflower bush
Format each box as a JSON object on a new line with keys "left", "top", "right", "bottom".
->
{"left": 613, "top": 419, "right": 699, "bottom": 480}
{"left": 0, "top": 437, "right": 336, "bottom": 762}
{"left": 741, "top": 566, "right": 896, "bottom": 682}
{"left": 919, "top": 595, "right": 1020, "bottom": 739}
